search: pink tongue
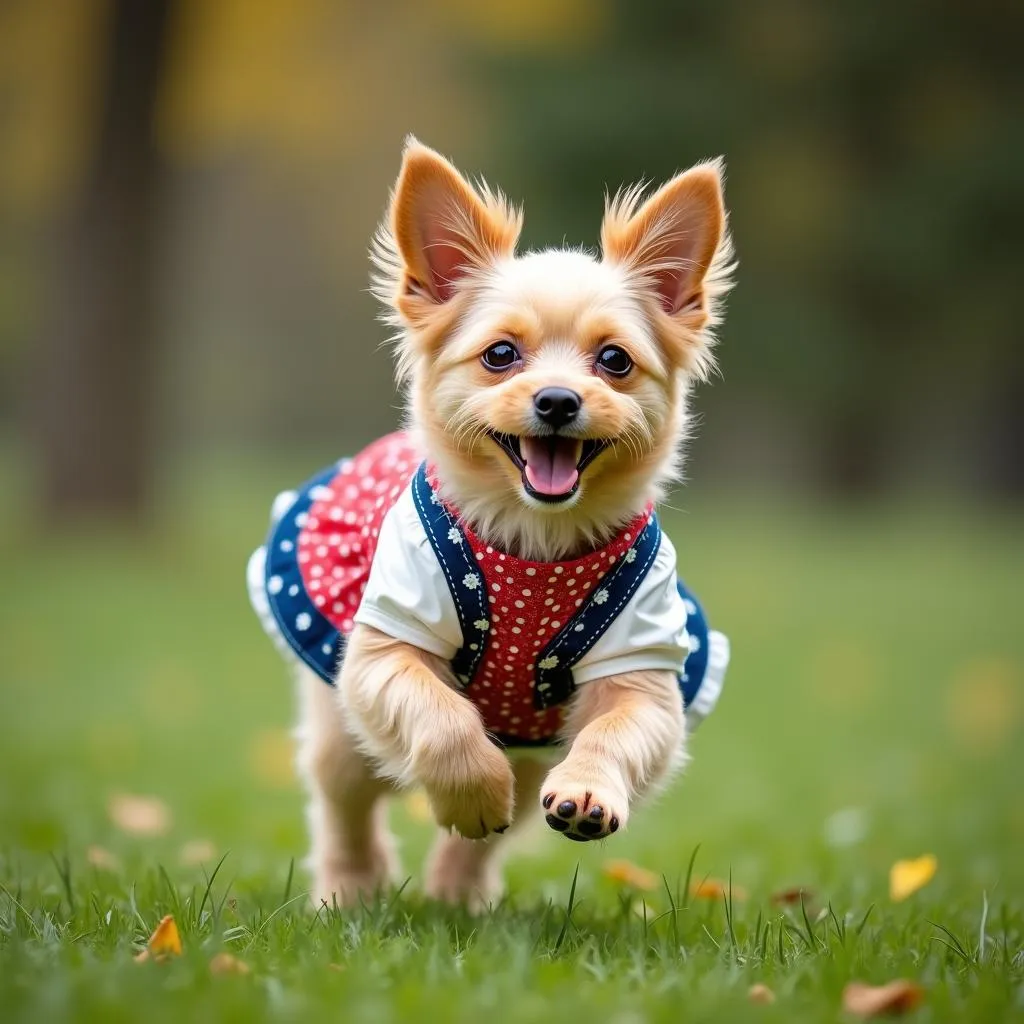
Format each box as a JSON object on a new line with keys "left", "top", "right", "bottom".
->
{"left": 521, "top": 437, "right": 581, "bottom": 496}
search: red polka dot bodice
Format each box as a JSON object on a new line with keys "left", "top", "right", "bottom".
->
{"left": 457, "top": 518, "right": 648, "bottom": 742}
{"left": 292, "top": 430, "right": 650, "bottom": 744}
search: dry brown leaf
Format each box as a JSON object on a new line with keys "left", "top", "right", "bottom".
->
{"left": 210, "top": 952, "right": 250, "bottom": 975}
{"left": 109, "top": 793, "right": 172, "bottom": 836}
{"left": 87, "top": 845, "right": 121, "bottom": 872}
{"left": 748, "top": 983, "right": 776, "bottom": 1005}
{"left": 134, "top": 915, "right": 182, "bottom": 962}
{"left": 771, "top": 886, "right": 814, "bottom": 906}
{"left": 180, "top": 839, "right": 217, "bottom": 866}
{"left": 603, "top": 859, "right": 660, "bottom": 892}
{"left": 889, "top": 855, "right": 937, "bottom": 902}
{"left": 842, "top": 980, "right": 924, "bottom": 1017}
{"left": 690, "top": 877, "right": 748, "bottom": 900}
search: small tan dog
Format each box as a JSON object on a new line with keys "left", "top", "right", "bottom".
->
{"left": 248, "top": 138, "right": 733, "bottom": 909}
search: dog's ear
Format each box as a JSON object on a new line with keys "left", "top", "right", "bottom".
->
{"left": 601, "top": 160, "right": 727, "bottom": 331}
{"left": 388, "top": 138, "right": 521, "bottom": 317}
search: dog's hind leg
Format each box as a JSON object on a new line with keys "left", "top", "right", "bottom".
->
{"left": 296, "top": 668, "right": 399, "bottom": 909}
{"left": 423, "top": 756, "right": 549, "bottom": 912}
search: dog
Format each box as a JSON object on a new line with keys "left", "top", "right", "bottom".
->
{"left": 247, "top": 138, "right": 733, "bottom": 909}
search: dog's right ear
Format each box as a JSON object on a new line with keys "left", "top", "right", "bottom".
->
{"left": 384, "top": 138, "right": 521, "bottom": 324}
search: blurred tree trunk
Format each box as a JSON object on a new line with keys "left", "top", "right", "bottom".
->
{"left": 35, "top": 0, "right": 173, "bottom": 522}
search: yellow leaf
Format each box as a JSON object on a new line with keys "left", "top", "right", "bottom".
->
{"left": 210, "top": 952, "right": 250, "bottom": 975}
{"left": 842, "top": 980, "right": 924, "bottom": 1017}
{"left": 603, "top": 859, "right": 659, "bottom": 892}
{"left": 135, "top": 915, "right": 182, "bottom": 962}
{"left": 108, "top": 793, "right": 172, "bottom": 836}
{"left": 889, "top": 855, "right": 937, "bottom": 901}
{"left": 690, "top": 877, "right": 748, "bottom": 900}
{"left": 748, "top": 983, "right": 776, "bottom": 1005}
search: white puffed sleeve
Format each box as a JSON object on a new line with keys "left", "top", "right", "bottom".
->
{"left": 353, "top": 486, "right": 462, "bottom": 659}
{"left": 572, "top": 532, "right": 689, "bottom": 684}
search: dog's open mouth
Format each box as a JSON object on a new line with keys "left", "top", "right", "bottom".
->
{"left": 489, "top": 433, "right": 611, "bottom": 503}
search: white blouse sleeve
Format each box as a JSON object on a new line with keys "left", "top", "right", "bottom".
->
{"left": 572, "top": 532, "right": 689, "bottom": 685}
{"left": 352, "top": 486, "right": 462, "bottom": 660}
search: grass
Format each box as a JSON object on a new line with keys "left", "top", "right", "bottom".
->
{"left": 1, "top": 455, "right": 1022, "bottom": 1022}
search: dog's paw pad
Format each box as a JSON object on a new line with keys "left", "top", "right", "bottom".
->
{"left": 540, "top": 788, "right": 623, "bottom": 842}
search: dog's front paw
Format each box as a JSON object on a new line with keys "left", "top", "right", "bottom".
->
{"left": 539, "top": 765, "right": 628, "bottom": 842}
{"left": 415, "top": 724, "right": 515, "bottom": 839}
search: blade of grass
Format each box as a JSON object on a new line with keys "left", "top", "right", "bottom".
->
{"left": 281, "top": 857, "right": 295, "bottom": 906}
{"left": 799, "top": 890, "right": 822, "bottom": 952}
{"left": 0, "top": 881, "right": 42, "bottom": 938}
{"left": 682, "top": 844, "right": 700, "bottom": 909}
{"left": 758, "top": 919, "right": 771, "bottom": 962}
{"left": 157, "top": 864, "right": 182, "bottom": 919}
{"left": 827, "top": 902, "right": 846, "bottom": 947}
{"left": 552, "top": 863, "right": 580, "bottom": 954}
{"left": 723, "top": 869, "right": 738, "bottom": 959}
{"left": 978, "top": 890, "right": 989, "bottom": 964}
{"left": 929, "top": 920, "right": 972, "bottom": 963}
{"left": 662, "top": 874, "right": 679, "bottom": 952}
{"left": 243, "top": 891, "right": 310, "bottom": 952}
{"left": 197, "top": 852, "right": 231, "bottom": 926}
{"left": 127, "top": 883, "right": 149, "bottom": 935}
{"left": 855, "top": 903, "right": 874, "bottom": 936}
{"left": 49, "top": 851, "right": 75, "bottom": 916}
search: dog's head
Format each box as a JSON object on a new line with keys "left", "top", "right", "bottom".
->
{"left": 372, "top": 139, "right": 733, "bottom": 560}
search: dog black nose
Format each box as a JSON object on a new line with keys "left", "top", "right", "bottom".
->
{"left": 533, "top": 387, "right": 581, "bottom": 429}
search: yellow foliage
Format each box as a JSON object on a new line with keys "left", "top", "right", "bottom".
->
{"left": 135, "top": 915, "right": 182, "bottom": 962}
{"left": 889, "top": 855, "right": 937, "bottom": 902}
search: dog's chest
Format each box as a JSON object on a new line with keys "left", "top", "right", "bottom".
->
{"left": 460, "top": 533, "right": 636, "bottom": 743}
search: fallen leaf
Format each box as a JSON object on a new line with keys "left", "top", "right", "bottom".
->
{"left": 842, "top": 980, "right": 924, "bottom": 1017}
{"left": 771, "top": 886, "right": 815, "bottom": 906}
{"left": 328, "top": 963, "right": 346, "bottom": 972}
{"left": 748, "top": 983, "right": 776, "bottom": 1005}
{"left": 109, "top": 793, "right": 171, "bottom": 836}
{"left": 180, "top": 839, "right": 217, "bottom": 866}
{"left": 603, "top": 859, "right": 659, "bottom": 892}
{"left": 209, "top": 952, "right": 250, "bottom": 975}
{"left": 690, "top": 877, "right": 748, "bottom": 900}
{"left": 403, "top": 789, "right": 433, "bottom": 823}
{"left": 87, "top": 845, "right": 121, "bottom": 872}
{"left": 889, "top": 855, "right": 937, "bottom": 901}
{"left": 134, "top": 915, "right": 182, "bottom": 962}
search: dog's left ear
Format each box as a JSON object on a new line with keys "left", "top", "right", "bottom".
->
{"left": 388, "top": 138, "right": 521, "bottom": 323}
{"left": 601, "top": 160, "right": 727, "bottom": 338}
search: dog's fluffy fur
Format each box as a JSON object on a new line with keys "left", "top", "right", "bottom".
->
{"left": 298, "top": 139, "right": 733, "bottom": 909}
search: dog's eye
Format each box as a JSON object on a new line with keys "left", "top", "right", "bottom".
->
{"left": 596, "top": 345, "right": 633, "bottom": 377}
{"left": 481, "top": 341, "right": 521, "bottom": 372}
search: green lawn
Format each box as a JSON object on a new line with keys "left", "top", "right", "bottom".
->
{"left": 1, "top": 458, "right": 1022, "bottom": 1022}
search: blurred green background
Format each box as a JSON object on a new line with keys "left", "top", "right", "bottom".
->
{"left": 0, "top": 0, "right": 1022, "bottom": 925}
